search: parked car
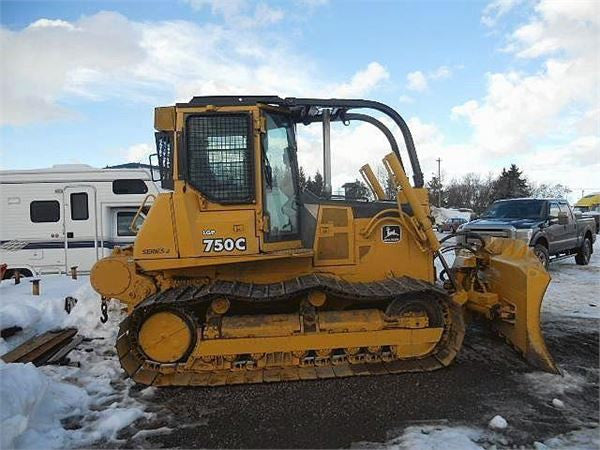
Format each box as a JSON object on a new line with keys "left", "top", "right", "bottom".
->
{"left": 437, "top": 217, "right": 468, "bottom": 233}
{"left": 459, "top": 198, "right": 596, "bottom": 269}
{"left": 574, "top": 193, "right": 600, "bottom": 234}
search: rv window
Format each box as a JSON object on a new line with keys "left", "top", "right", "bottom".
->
{"left": 112, "top": 179, "right": 148, "bottom": 195}
{"left": 30, "top": 201, "right": 60, "bottom": 223}
{"left": 70, "top": 192, "right": 89, "bottom": 220}
{"left": 116, "top": 211, "right": 144, "bottom": 236}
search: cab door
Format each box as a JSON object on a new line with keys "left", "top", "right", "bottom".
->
{"left": 547, "top": 201, "right": 571, "bottom": 253}
{"left": 260, "top": 110, "right": 302, "bottom": 250}
{"left": 63, "top": 186, "right": 98, "bottom": 272}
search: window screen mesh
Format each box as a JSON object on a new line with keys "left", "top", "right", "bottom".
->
{"left": 154, "top": 132, "right": 174, "bottom": 190}
{"left": 186, "top": 115, "right": 253, "bottom": 203}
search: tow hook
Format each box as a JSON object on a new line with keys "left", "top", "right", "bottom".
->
{"left": 100, "top": 297, "right": 109, "bottom": 324}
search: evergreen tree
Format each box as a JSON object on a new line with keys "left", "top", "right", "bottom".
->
{"left": 343, "top": 179, "right": 371, "bottom": 200}
{"left": 305, "top": 171, "right": 324, "bottom": 197}
{"left": 298, "top": 166, "right": 307, "bottom": 191}
{"left": 493, "top": 164, "right": 531, "bottom": 200}
{"left": 426, "top": 176, "right": 444, "bottom": 207}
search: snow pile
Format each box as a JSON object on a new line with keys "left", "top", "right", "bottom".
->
{"left": 353, "top": 424, "right": 491, "bottom": 450}
{"left": 0, "top": 361, "right": 89, "bottom": 449}
{"left": 388, "top": 425, "right": 485, "bottom": 449}
{"left": 535, "top": 428, "right": 600, "bottom": 450}
{"left": 523, "top": 370, "right": 586, "bottom": 397}
{"left": 0, "top": 275, "right": 150, "bottom": 448}
{"left": 0, "top": 276, "right": 97, "bottom": 354}
{"left": 543, "top": 240, "right": 600, "bottom": 320}
{"left": 488, "top": 415, "right": 508, "bottom": 430}
{"left": 431, "top": 206, "right": 472, "bottom": 225}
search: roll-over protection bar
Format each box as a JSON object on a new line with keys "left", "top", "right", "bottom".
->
{"left": 178, "top": 96, "right": 424, "bottom": 187}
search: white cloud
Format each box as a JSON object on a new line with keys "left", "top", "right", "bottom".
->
{"left": 126, "top": 143, "right": 154, "bottom": 163}
{"left": 183, "top": 0, "right": 284, "bottom": 28}
{"left": 406, "top": 71, "right": 428, "bottom": 92}
{"left": 450, "top": 0, "right": 600, "bottom": 189}
{"left": 27, "top": 18, "right": 77, "bottom": 30}
{"left": 406, "top": 66, "right": 454, "bottom": 92}
{"left": 0, "top": 12, "right": 388, "bottom": 126}
{"left": 481, "top": 0, "right": 523, "bottom": 27}
{"left": 331, "top": 62, "right": 389, "bottom": 97}
{"left": 429, "top": 65, "right": 452, "bottom": 80}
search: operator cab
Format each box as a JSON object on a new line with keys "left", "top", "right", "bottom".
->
{"left": 151, "top": 96, "right": 426, "bottom": 255}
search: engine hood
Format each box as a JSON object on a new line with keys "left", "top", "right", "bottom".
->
{"left": 466, "top": 218, "right": 544, "bottom": 230}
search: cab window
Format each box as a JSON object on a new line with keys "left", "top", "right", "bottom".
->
{"left": 263, "top": 112, "right": 300, "bottom": 242}
{"left": 549, "top": 202, "right": 560, "bottom": 218}
{"left": 185, "top": 114, "right": 253, "bottom": 204}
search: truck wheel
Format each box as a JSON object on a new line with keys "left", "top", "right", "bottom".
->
{"left": 533, "top": 244, "right": 550, "bottom": 269}
{"left": 575, "top": 237, "right": 592, "bottom": 265}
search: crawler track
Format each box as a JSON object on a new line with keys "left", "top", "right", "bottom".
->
{"left": 116, "top": 275, "right": 465, "bottom": 386}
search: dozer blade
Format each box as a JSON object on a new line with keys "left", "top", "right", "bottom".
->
{"left": 479, "top": 238, "right": 559, "bottom": 374}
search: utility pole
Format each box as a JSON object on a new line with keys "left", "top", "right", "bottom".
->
{"left": 436, "top": 158, "right": 442, "bottom": 207}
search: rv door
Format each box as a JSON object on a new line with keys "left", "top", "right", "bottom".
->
{"left": 63, "top": 186, "right": 98, "bottom": 273}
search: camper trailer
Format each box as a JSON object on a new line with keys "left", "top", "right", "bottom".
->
{"left": 0, "top": 164, "right": 160, "bottom": 278}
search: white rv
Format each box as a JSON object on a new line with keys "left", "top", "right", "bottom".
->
{"left": 0, "top": 164, "right": 160, "bottom": 278}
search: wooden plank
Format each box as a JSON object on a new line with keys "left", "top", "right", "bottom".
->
{"left": 1, "top": 330, "right": 63, "bottom": 363}
{"left": 1, "top": 328, "right": 77, "bottom": 365}
{"left": 47, "top": 336, "right": 84, "bottom": 364}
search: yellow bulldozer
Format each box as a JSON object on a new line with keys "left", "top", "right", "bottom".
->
{"left": 91, "top": 96, "right": 558, "bottom": 386}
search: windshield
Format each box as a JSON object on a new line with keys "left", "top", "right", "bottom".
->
{"left": 481, "top": 200, "right": 545, "bottom": 220}
{"left": 574, "top": 206, "right": 589, "bottom": 213}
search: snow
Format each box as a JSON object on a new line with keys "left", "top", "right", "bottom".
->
{"left": 384, "top": 425, "right": 486, "bottom": 450}
{"left": 0, "top": 275, "right": 150, "bottom": 449}
{"left": 354, "top": 424, "right": 490, "bottom": 450}
{"left": 488, "top": 415, "right": 508, "bottom": 430}
{"left": 0, "top": 361, "right": 89, "bottom": 449}
{"left": 535, "top": 428, "right": 600, "bottom": 450}
{"left": 543, "top": 242, "right": 600, "bottom": 320}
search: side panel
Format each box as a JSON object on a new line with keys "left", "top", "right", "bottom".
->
{"left": 172, "top": 190, "right": 259, "bottom": 258}
{"left": 313, "top": 206, "right": 355, "bottom": 266}
{"left": 134, "top": 194, "right": 178, "bottom": 259}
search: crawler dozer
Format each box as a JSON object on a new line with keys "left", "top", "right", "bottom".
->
{"left": 91, "top": 96, "right": 559, "bottom": 386}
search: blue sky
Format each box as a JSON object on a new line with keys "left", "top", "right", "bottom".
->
{"left": 1, "top": 0, "right": 598, "bottom": 197}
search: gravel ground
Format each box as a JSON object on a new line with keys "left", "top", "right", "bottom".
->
{"left": 108, "top": 240, "right": 599, "bottom": 449}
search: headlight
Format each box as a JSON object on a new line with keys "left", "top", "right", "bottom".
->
{"left": 515, "top": 228, "right": 533, "bottom": 243}
{"left": 457, "top": 224, "right": 465, "bottom": 232}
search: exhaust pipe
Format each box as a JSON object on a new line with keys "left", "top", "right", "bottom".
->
{"left": 322, "top": 108, "right": 332, "bottom": 198}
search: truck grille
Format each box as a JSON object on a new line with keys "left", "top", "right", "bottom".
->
{"left": 470, "top": 229, "right": 510, "bottom": 238}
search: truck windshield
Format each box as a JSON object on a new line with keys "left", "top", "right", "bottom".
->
{"left": 481, "top": 200, "right": 545, "bottom": 220}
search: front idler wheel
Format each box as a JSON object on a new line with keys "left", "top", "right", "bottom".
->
{"left": 137, "top": 309, "right": 197, "bottom": 363}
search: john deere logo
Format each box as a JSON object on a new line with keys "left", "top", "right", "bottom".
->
{"left": 382, "top": 225, "right": 401, "bottom": 243}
